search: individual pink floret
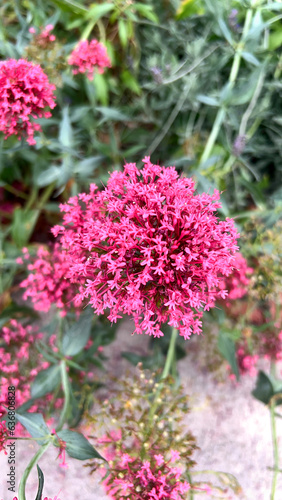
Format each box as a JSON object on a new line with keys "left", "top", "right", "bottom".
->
{"left": 68, "top": 39, "right": 111, "bottom": 80}
{"left": 52, "top": 157, "right": 239, "bottom": 339}
{"left": 0, "top": 59, "right": 56, "bottom": 145}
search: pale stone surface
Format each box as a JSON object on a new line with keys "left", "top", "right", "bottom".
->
{"left": 1, "top": 320, "right": 282, "bottom": 500}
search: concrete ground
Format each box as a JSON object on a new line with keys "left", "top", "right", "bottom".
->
{"left": 1, "top": 320, "right": 282, "bottom": 500}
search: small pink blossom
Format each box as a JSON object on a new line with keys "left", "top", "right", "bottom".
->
{"left": 68, "top": 39, "right": 111, "bottom": 80}
{"left": 0, "top": 59, "right": 56, "bottom": 145}
{"left": 170, "top": 450, "right": 180, "bottom": 462}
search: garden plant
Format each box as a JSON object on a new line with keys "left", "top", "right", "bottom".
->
{"left": 0, "top": 0, "right": 282, "bottom": 499}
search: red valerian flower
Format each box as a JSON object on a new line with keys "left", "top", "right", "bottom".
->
{"left": 0, "top": 59, "right": 56, "bottom": 145}
{"left": 52, "top": 157, "right": 239, "bottom": 339}
{"left": 20, "top": 244, "right": 83, "bottom": 315}
{"left": 68, "top": 39, "right": 111, "bottom": 80}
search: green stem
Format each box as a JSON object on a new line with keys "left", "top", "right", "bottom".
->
{"left": 161, "top": 327, "right": 178, "bottom": 379}
{"left": 37, "top": 182, "right": 56, "bottom": 211}
{"left": 81, "top": 19, "right": 96, "bottom": 41}
{"left": 199, "top": 7, "right": 254, "bottom": 165}
{"left": 148, "top": 327, "right": 178, "bottom": 424}
{"left": 24, "top": 186, "right": 38, "bottom": 212}
{"left": 18, "top": 441, "right": 51, "bottom": 500}
{"left": 3, "top": 184, "right": 28, "bottom": 200}
{"left": 270, "top": 399, "right": 279, "bottom": 500}
{"left": 56, "top": 360, "right": 70, "bottom": 432}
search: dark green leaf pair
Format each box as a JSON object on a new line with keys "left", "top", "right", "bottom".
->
{"left": 15, "top": 412, "right": 105, "bottom": 461}
{"left": 252, "top": 371, "right": 282, "bottom": 406}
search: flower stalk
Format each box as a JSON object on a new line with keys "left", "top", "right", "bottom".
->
{"left": 200, "top": 6, "right": 255, "bottom": 165}
{"left": 18, "top": 441, "right": 51, "bottom": 500}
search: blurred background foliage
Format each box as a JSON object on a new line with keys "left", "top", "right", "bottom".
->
{"left": 0, "top": 0, "right": 282, "bottom": 377}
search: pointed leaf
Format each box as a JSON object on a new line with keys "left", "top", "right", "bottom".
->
{"left": 50, "top": 0, "right": 87, "bottom": 14}
{"left": 57, "top": 429, "right": 106, "bottom": 460}
{"left": 241, "top": 52, "right": 260, "bottom": 67}
{"left": 35, "top": 466, "right": 44, "bottom": 500}
{"left": 218, "top": 331, "right": 239, "bottom": 380}
{"left": 118, "top": 19, "right": 128, "bottom": 48}
{"left": 93, "top": 73, "right": 109, "bottom": 105}
{"left": 12, "top": 208, "right": 39, "bottom": 247}
{"left": 196, "top": 94, "right": 219, "bottom": 106}
{"left": 96, "top": 106, "right": 131, "bottom": 122}
{"left": 59, "top": 107, "right": 73, "bottom": 148}
{"left": 218, "top": 18, "right": 233, "bottom": 45}
{"left": 252, "top": 370, "right": 274, "bottom": 405}
{"left": 134, "top": 4, "right": 158, "bottom": 22}
{"left": 86, "top": 3, "right": 114, "bottom": 21}
{"left": 62, "top": 309, "right": 93, "bottom": 356}
{"left": 36, "top": 166, "right": 60, "bottom": 187}
{"left": 15, "top": 413, "right": 50, "bottom": 444}
{"left": 31, "top": 365, "right": 61, "bottom": 399}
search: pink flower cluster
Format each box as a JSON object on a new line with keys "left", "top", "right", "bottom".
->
{"left": 219, "top": 253, "right": 253, "bottom": 305}
{"left": 68, "top": 39, "right": 111, "bottom": 80}
{"left": 53, "top": 157, "right": 239, "bottom": 338}
{"left": 29, "top": 24, "right": 56, "bottom": 43}
{"left": 0, "top": 319, "right": 48, "bottom": 410}
{"left": 0, "top": 59, "right": 56, "bottom": 145}
{"left": 101, "top": 446, "right": 190, "bottom": 500}
{"left": 0, "top": 321, "right": 64, "bottom": 438}
{"left": 20, "top": 244, "right": 83, "bottom": 315}
{"left": 236, "top": 346, "right": 259, "bottom": 377}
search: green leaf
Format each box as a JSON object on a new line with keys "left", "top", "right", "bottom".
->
{"left": 93, "top": 73, "right": 109, "bottom": 105}
{"left": 86, "top": 2, "right": 114, "bottom": 21}
{"left": 241, "top": 51, "right": 260, "bottom": 67}
{"left": 269, "top": 29, "right": 282, "bottom": 50}
{"left": 31, "top": 365, "right": 61, "bottom": 399}
{"left": 118, "top": 19, "right": 128, "bottom": 48}
{"left": 36, "top": 166, "right": 60, "bottom": 187}
{"left": 218, "top": 331, "right": 239, "bottom": 380}
{"left": 228, "top": 69, "right": 263, "bottom": 105}
{"left": 11, "top": 208, "right": 39, "bottom": 247}
{"left": 50, "top": 0, "right": 87, "bottom": 14}
{"left": 196, "top": 94, "right": 219, "bottom": 106}
{"left": 252, "top": 370, "right": 274, "bottom": 405}
{"left": 96, "top": 106, "right": 131, "bottom": 123}
{"left": 176, "top": 0, "right": 204, "bottom": 19}
{"left": 57, "top": 429, "right": 105, "bottom": 460}
{"left": 59, "top": 107, "right": 73, "bottom": 148}
{"left": 15, "top": 413, "right": 50, "bottom": 444}
{"left": 262, "top": 2, "right": 282, "bottom": 11}
{"left": 134, "top": 3, "right": 159, "bottom": 22}
{"left": 35, "top": 466, "right": 44, "bottom": 500}
{"left": 62, "top": 309, "right": 93, "bottom": 356}
{"left": 218, "top": 18, "right": 233, "bottom": 45}
{"left": 121, "top": 70, "right": 141, "bottom": 95}
{"left": 73, "top": 156, "right": 104, "bottom": 178}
